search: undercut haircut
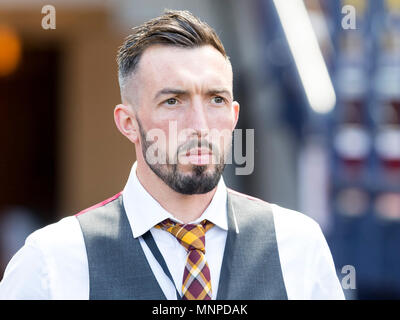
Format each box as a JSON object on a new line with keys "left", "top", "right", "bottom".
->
{"left": 117, "top": 9, "right": 228, "bottom": 99}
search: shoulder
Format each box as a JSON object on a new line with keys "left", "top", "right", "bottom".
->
{"left": 270, "top": 203, "right": 334, "bottom": 277}
{"left": 227, "top": 188, "right": 273, "bottom": 213}
{"left": 227, "top": 188, "right": 322, "bottom": 238}
{"left": 26, "top": 215, "right": 84, "bottom": 253}
{"left": 75, "top": 192, "right": 123, "bottom": 218}
{"left": 271, "top": 203, "right": 323, "bottom": 240}
{"left": 75, "top": 192, "right": 123, "bottom": 227}
{"left": 269, "top": 203, "right": 344, "bottom": 299}
{"left": 27, "top": 190, "right": 122, "bottom": 251}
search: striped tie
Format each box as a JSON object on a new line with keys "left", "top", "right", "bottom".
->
{"left": 156, "top": 219, "right": 214, "bottom": 300}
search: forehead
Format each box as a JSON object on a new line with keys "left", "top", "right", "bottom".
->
{"left": 134, "top": 44, "right": 233, "bottom": 94}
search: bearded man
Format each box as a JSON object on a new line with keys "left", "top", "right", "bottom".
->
{"left": 0, "top": 10, "right": 344, "bottom": 300}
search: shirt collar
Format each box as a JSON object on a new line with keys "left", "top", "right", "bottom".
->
{"left": 122, "top": 161, "right": 228, "bottom": 238}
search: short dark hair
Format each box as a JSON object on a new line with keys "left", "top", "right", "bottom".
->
{"left": 117, "top": 9, "right": 228, "bottom": 91}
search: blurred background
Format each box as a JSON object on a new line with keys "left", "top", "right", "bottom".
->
{"left": 0, "top": 0, "right": 400, "bottom": 299}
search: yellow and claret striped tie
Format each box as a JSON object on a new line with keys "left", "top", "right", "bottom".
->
{"left": 155, "top": 219, "right": 214, "bottom": 300}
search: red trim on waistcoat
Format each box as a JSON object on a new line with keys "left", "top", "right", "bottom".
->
{"left": 74, "top": 191, "right": 123, "bottom": 216}
{"left": 227, "top": 188, "right": 269, "bottom": 205}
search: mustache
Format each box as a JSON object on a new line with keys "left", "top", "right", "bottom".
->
{"left": 177, "top": 139, "right": 219, "bottom": 156}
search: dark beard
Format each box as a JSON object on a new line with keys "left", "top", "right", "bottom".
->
{"left": 136, "top": 116, "right": 226, "bottom": 195}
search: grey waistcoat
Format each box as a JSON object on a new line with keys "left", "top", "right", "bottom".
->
{"left": 76, "top": 189, "right": 288, "bottom": 300}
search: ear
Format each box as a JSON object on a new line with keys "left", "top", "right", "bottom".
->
{"left": 232, "top": 101, "right": 240, "bottom": 130}
{"left": 114, "top": 104, "right": 139, "bottom": 144}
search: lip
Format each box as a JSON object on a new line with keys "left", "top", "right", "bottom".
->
{"left": 178, "top": 148, "right": 214, "bottom": 165}
{"left": 185, "top": 148, "right": 213, "bottom": 156}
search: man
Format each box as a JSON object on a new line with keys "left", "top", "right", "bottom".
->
{"left": 0, "top": 10, "right": 344, "bottom": 300}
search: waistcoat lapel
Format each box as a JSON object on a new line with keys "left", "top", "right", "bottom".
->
{"left": 216, "top": 190, "right": 288, "bottom": 299}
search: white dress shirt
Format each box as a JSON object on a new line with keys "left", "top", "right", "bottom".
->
{"left": 0, "top": 162, "right": 345, "bottom": 300}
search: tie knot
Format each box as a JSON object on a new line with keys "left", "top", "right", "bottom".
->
{"left": 156, "top": 219, "right": 214, "bottom": 252}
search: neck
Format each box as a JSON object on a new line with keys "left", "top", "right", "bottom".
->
{"left": 136, "top": 161, "right": 218, "bottom": 224}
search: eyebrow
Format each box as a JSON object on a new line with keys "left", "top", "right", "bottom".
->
{"left": 154, "top": 88, "right": 187, "bottom": 101}
{"left": 153, "top": 87, "right": 232, "bottom": 101}
{"left": 207, "top": 89, "right": 232, "bottom": 99}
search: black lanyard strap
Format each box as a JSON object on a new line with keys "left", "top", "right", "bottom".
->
{"left": 142, "top": 230, "right": 182, "bottom": 300}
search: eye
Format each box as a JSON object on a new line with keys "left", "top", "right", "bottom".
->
{"left": 164, "top": 98, "right": 178, "bottom": 106}
{"left": 212, "top": 96, "right": 225, "bottom": 104}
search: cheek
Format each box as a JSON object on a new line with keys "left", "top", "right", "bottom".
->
{"left": 209, "top": 115, "right": 235, "bottom": 141}
{"left": 209, "top": 107, "right": 235, "bottom": 129}
{"left": 150, "top": 120, "right": 184, "bottom": 155}
{"left": 147, "top": 112, "right": 184, "bottom": 141}
{"left": 208, "top": 124, "right": 234, "bottom": 153}
{"left": 140, "top": 116, "right": 170, "bottom": 150}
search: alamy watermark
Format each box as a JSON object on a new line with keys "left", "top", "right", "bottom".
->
{"left": 341, "top": 265, "right": 356, "bottom": 290}
{"left": 342, "top": 5, "right": 357, "bottom": 30}
{"left": 41, "top": 5, "right": 56, "bottom": 30}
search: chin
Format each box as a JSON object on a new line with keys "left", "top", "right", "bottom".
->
{"left": 178, "top": 163, "right": 216, "bottom": 175}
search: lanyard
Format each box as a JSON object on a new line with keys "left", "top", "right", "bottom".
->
{"left": 142, "top": 230, "right": 182, "bottom": 300}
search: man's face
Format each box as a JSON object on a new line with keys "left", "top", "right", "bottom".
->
{"left": 127, "top": 44, "right": 239, "bottom": 194}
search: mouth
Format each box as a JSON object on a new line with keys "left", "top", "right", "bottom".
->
{"left": 180, "top": 148, "right": 214, "bottom": 165}
{"left": 186, "top": 148, "right": 212, "bottom": 156}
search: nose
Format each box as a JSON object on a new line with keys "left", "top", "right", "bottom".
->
{"left": 186, "top": 96, "right": 209, "bottom": 136}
